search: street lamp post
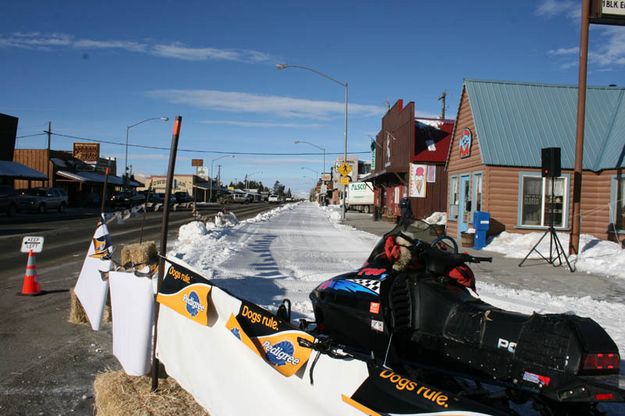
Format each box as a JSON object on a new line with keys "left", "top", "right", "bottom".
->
{"left": 125, "top": 116, "right": 169, "bottom": 189}
{"left": 209, "top": 155, "right": 235, "bottom": 202}
{"left": 277, "top": 63, "right": 348, "bottom": 220}
{"left": 294, "top": 140, "right": 325, "bottom": 177}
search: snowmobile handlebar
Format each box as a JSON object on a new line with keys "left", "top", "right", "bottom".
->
{"left": 415, "top": 244, "right": 492, "bottom": 275}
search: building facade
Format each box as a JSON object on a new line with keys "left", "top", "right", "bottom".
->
{"left": 445, "top": 79, "right": 625, "bottom": 242}
{"left": 366, "top": 99, "right": 453, "bottom": 220}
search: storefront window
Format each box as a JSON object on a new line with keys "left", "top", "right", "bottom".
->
{"left": 612, "top": 176, "right": 625, "bottom": 230}
{"left": 472, "top": 173, "right": 482, "bottom": 213}
{"left": 449, "top": 176, "right": 458, "bottom": 219}
{"left": 520, "top": 175, "right": 568, "bottom": 228}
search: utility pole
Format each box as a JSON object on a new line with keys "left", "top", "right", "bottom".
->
{"left": 46, "top": 121, "right": 52, "bottom": 187}
{"left": 438, "top": 91, "right": 447, "bottom": 120}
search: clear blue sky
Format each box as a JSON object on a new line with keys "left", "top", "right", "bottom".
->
{"left": 2, "top": 1, "right": 624, "bottom": 194}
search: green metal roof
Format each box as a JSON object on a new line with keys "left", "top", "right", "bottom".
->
{"left": 465, "top": 79, "right": 625, "bottom": 171}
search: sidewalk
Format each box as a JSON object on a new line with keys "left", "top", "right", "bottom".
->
{"left": 342, "top": 211, "right": 625, "bottom": 303}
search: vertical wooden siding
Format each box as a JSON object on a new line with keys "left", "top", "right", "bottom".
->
{"left": 13, "top": 149, "right": 52, "bottom": 189}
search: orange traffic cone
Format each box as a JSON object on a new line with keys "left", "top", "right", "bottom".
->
{"left": 20, "top": 250, "right": 41, "bottom": 296}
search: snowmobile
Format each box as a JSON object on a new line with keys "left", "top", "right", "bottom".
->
{"left": 305, "top": 219, "right": 625, "bottom": 415}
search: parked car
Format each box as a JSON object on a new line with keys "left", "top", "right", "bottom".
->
{"left": 19, "top": 187, "right": 68, "bottom": 213}
{"left": 0, "top": 185, "right": 20, "bottom": 216}
{"left": 109, "top": 191, "right": 146, "bottom": 208}
{"left": 268, "top": 194, "right": 280, "bottom": 203}
{"left": 174, "top": 191, "right": 193, "bottom": 203}
{"left": 139, "top": 190, "right": 164, "bottom": 204}
{"left": 157, "top": 193, "right": 176, "bottom": 205}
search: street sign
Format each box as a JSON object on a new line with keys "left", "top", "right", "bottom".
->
{"left": 337, "top": 162, "right": 352, "bottom": 176}
{"left": 340, "top": 176, "right": 350, "bottom": 186}
{"left": 21, "top": 236, "right": 45, "bottom": 253}
{"left": 192, "top": 159, "right": 204, "bottom": 167}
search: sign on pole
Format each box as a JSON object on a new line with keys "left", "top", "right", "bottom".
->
{"left": 21, "top": 236, "right": 45, "bottom": 253}
{"left": 192, "top": 159, "right": 204, "bottom": 167}
{"left": 337, "top": 162, "right": 352, "bottom": 176}
{"left": 590, "top": 0, "right": 625, "bottom": 25}
{"left": 340, "top": 176, "right": 350, "bottom": 186}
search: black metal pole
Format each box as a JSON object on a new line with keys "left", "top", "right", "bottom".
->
{"left": 151, "top": 116, "right": 181, "bottom": 391}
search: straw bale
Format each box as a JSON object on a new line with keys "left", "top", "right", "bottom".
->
{"left": 94, "top": 370, "right": 209, "bottom": 415}
{"left": 121, "top": 241, "right": 159, "bottom": 269}
{"left": 68, "top": 288, "right": 111, "bottom": 325}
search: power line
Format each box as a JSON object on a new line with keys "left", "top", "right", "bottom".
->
{"left": 16, "top": 132, "right": 47, "bottom": 139}
{"left": 18, "top": 131, "right": 370, "bottom": 156}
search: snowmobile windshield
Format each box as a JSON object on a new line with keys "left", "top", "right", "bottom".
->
{"left": 365, "top": 218, "right": 448, "bottom": 264}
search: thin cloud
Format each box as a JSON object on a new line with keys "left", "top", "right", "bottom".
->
{"left": 0, "top": 32, "right": 275, "bottom": 63}
{"left": 590, "top": 26, "right": 625, "bottom": 66}
{"left": 199, "top": 120, "right": 324, "bottom": 128}
{"left": 536, "top": 0, "right": 580, "bottom": 20}
{"left": 147, "top": 89, "right": 384, "bottom": 119}
{"left": 548, "top": 47, "right": 578, "bottom": 56}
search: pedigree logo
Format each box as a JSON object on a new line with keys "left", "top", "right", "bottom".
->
{"left": 183, "top": 291, "right": 205, "bottom": 317}
{"left": 262, "top": 340, "right": 300, "bottom": 366}
{"left": 379, "top": 370, "right": 449, "bottom": 408}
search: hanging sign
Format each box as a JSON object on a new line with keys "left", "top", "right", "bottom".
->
{"left": 157, "top": 260, "right": 213, "bottom": 326}
{"left": 409, "top": 164, "right": 427, "bottom": 198}
{"left": 459, "top": 128, "right": 472, "bottom": 159}
{"left": 225, "top": 300, "right": 315, "bottom": 377}
{"left": 590, "top": 0, "right": 625, "bottom": 25}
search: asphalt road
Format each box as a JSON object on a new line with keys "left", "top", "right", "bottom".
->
{"left": 0, "top": 202, "right": 279, "bottom": 415}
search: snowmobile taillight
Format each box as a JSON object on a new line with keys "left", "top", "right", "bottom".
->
{"left": 595, "top": 393, "right": 615, "bottom": 401}
{"left": 581, "top": 353, "right": 619, "bottom": 372}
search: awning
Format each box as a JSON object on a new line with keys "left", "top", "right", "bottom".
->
{"left": 0, "top": 161, "right": 48, "bottom": 180}
{"left": 363, "top": 169, "right": 406, "bottom": 186}
{"left": 57, "top": 170, "right": 143, "bottom": 187}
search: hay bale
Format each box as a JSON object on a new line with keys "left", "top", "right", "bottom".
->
{"left": 94, "top": 370, "right": 209, "bottom": 415}
{"left": 121, "top": 241, "right": 159, "bottom": 269}
{"left": 68, "top": 288, "right": 111, "bottom": 325}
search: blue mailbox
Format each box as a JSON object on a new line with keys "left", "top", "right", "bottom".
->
{"left": 472, "top": 211, "right": 490, "bottom": 250}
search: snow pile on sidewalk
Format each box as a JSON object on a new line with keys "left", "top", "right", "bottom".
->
{"left": 320, "top": 204, "right": 343, "bottom": 222}
{"left": 486, "top": 231, "right": 625, "bottom": 279}
{"left": 423, "top": 211, "right": 447, "bottom": 225}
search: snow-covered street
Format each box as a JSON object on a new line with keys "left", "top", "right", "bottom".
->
{"left": 170, "top": 202, "right": 625, "bottom": 360}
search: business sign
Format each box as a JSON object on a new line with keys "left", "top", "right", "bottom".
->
{"left": 196, "top": 166, "right": 209, "bottom": 179}
{"left": 590, "top": 0, "right": 625, "bottom": 25}
{"left": 21, "top": 236, "right": 45, "bottom": 253}
{"left": 191, "top": 159, "right": 203, "bottom": 167}
{"left": 73, "top": 142, "right": 100, "bottom": 162}
{"left": 408, "top": 164, "right": 427, "bottom": 198}
{"left": 459, "top": 128, "right": 472, "bottom": 159}
{"left": 157, "top": 260, "right": 212, "bottom": 326}
{"left": 225, "top": 300, "right": 315, "bottom": 377}
{"left": 321, "top": 173, "right": 331, "bottom": 182}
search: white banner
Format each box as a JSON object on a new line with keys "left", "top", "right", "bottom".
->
{"left": 74, "top": 218, "right": 112, "bottom": 331}
{"left": 109, "top": 271, "right": 156, "bottom": 376}
{"left": 409, "top": 164, "right": 427, "bottom": 198}
{"left": 155, "top": 260, "right": 496, "bottom": 415}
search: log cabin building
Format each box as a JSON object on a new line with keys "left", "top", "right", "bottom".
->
{"left": 445, "top": 79, "right": 625, "bottom": 242}
{"left": 366, "top": 99, "right": 453, "bottom": 219}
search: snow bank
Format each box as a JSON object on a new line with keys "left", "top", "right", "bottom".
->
{"left": 486, "top": 231, "right": 625, "bottom": 279}
{"left": 423, "top": 211, "right": 447, "bottom": 225}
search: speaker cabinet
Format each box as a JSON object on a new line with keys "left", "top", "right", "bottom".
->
{"left": 541, "top": 147, "right": 561, "bottom": 178}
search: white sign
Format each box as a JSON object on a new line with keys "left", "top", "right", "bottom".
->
{"left": 603, "top": 0, "right": 625, "bottom": 16}
{"left": 408, "top": 163, "right": 427, "bottom": 198}
{"left": 21, "top": 236, "right": 45, "bottom": 253}
{"left": 196, "top": 166, "right": 209, "bottom": 179}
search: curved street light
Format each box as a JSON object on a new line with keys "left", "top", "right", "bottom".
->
{"left": 301, "top": 166, "right": 320, "bottom": 177}
{"left": 277, "top": 63, "right": 348, "bottom": 220}
{"left": 125, "top": 116, "right": 169, "bottom": 188}
{"left": 294, "top": 140, "right": 325, "bottom": 176}
{"left": 209, "top": 154, "right": 235, "bottom": 202}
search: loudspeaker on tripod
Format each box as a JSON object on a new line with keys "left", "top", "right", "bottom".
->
{"left": 541, "top": 147, "right": 561, "bottom": 178}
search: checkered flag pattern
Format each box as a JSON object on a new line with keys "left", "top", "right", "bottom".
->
{"left": 350, "top": 279, "right": 381, "bottom": 294}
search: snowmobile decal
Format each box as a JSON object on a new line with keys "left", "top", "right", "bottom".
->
{"left": 325, "top": 279, "right": 380, "bottom": 296}
{"left": 157, "top": 261, "right": 212, "bottom": 326}
{"left": 225, "top": 300, "right": 315, "bottom": 377}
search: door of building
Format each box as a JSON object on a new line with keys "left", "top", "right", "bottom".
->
{"left": 458, "top": 175, "right": 471, "bottom": 236}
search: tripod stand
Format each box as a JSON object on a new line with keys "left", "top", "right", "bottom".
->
{"left": 518, "top": 176, "right": 575, "bottom": 272}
